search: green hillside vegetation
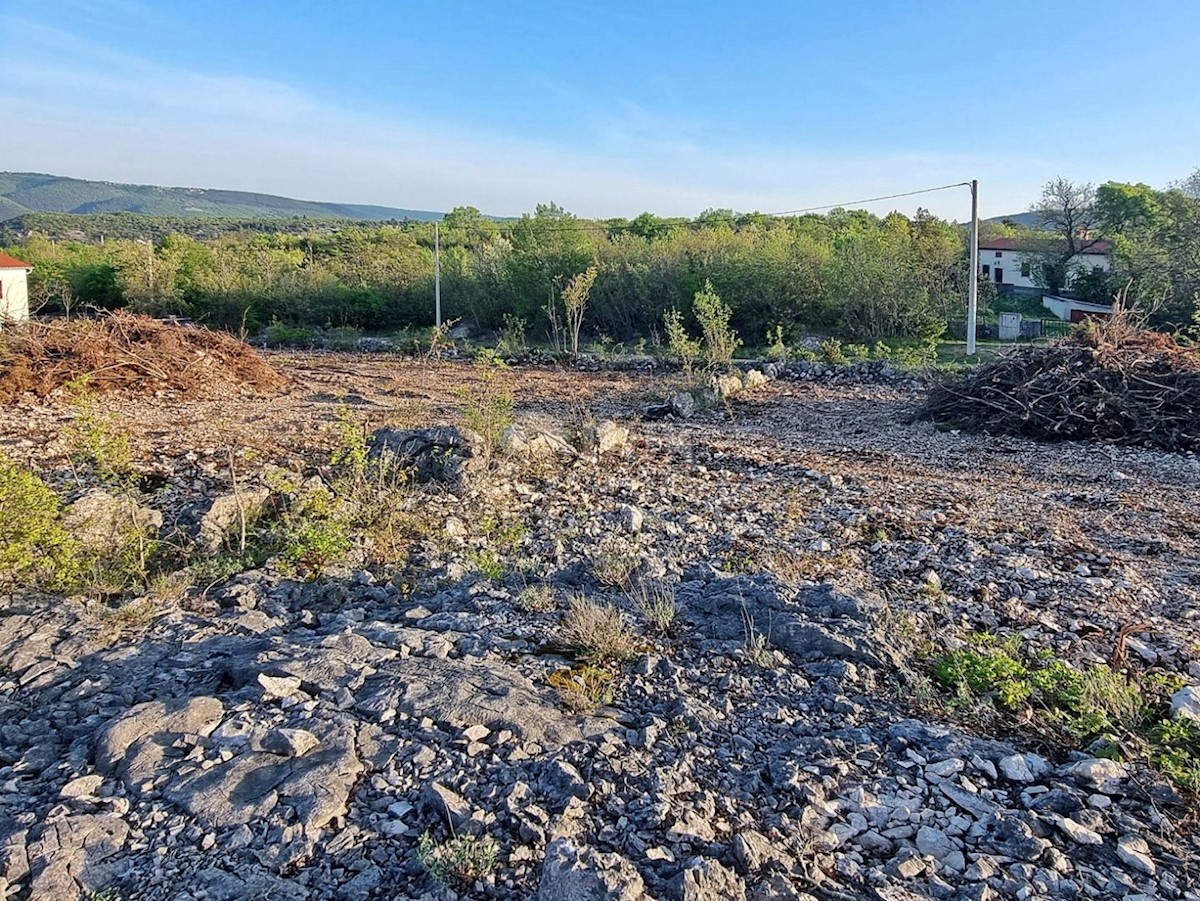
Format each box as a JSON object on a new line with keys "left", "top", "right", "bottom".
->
{"left": 0, "top": 212, "right": 368, "bottom": 243}
{"left": 6, "top": 177, "right": 1198, "bottom": 345}
{"left": 0, "top": 172, "right": 443, "bottom": 223}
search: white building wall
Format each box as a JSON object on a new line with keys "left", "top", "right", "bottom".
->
{"left": 981, "top": 248, "right": 1111, "bottom": 291}
{"left": 0, "top": 269, "right": 31, "bottom": 321}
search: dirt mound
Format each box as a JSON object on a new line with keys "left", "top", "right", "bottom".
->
{"left": 0, "top": 313, "right": 286, "bottom": 402}
{"left": 926, "top": 322, "right": 1200, "bottom": 451}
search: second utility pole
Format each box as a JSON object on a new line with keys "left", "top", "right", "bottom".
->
{"left": 434, "top": 221, "right": 442, "bottom": 328}
{"left": 967, "top": 179, "right": 979, "bottom": 356}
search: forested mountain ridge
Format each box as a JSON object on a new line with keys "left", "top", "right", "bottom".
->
{"left": 0, "top": 172, "right": 444, "bottom": 222}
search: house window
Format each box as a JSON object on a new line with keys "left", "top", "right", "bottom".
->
{"left": 1021, "top": 262, "right": 1031, "bottom": 277}
{"left": 994, "top": 251, "right": 1003, "bottom": 258}
{"left": 982, "top": 264, "right": 990, "bottom": 278}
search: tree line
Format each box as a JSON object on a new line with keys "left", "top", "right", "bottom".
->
{"left": 6, "top": 172, "right": 1200, "bottom": 344}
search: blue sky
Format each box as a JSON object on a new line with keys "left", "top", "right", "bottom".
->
{"left": 2, "top": 0, "right": 1198, "bottom": 220}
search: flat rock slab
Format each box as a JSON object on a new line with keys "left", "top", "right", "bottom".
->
{"left": 355, "top": 655, "right": 587, "bottom": 749}
{"left": 679, "top": 574, "right": 898, "bottom": 668}
{"left": 165, "top": 713, "right": 361, "bottom": 836}
{"left": 26, "top": 815, "right": 129, "bottom": 901}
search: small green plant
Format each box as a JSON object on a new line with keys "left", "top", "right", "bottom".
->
{"left": 560, "top": 595, "right": 640, "bottom": 664}
{"left": 417, "top": 830, "right": 499, "bottom": 886}
{"left": 931, "top": 632, "right": 1200, "bottom": 792}
{"left": 457, "top": 349, "right": 515, "bottom": 458}
{"left": 547, "top": 665, "right": 615, "bottom": 713}
{"left": 627, "top": 578, "right": 677, "bottom": 635}
{"left": 65, "top": 380, "right": 136, "bottom": 489}
{"left": 466, "top": 547, "right": 506, "bottom": 581}
{"left": 591, "top": 536, "right": 639, "bottom": 589}
{"left": 1150, "top": 718, "right": 1200, "bottom": 792}
{"left": 496, "top": 313, "right": 528, "bottom": 357}
{"left": 515, "top": 583, "right": 555, "bottom": 613}
{"left": 0, "top": 454, "right": 79, "bottom": 591}
{"left": 662, "top": 308, "right": 702, "bottom": 378}
{"left": 263, "top": 320, "right": 317, "bottom": 347}
{"left": 556, "top": 264, "right": 599, "bottom": 358}
{"left": 693, "top": 279, "right": 741, "bottom": 369}
{"left": 740, "top": 603, "right": 774, "bottom": 667}
{"left": 280, "top": 518, "right": 351, "bottom": 571}
{"left": 422, "top": 319, "right": 459, "bottom": 360}
{"left": 766, "top": 325, "right": 790, "bottom": 362}
{"left": 818, "top": 338, "right": 847, "bottom": 365}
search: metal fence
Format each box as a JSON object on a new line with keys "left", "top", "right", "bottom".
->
{"left": 1041, "top": 319, "right": 1071, "bottom": 339}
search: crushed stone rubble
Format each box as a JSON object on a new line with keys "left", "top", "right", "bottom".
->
{"left": 0, "top": 355, "right": 1198, "bottom": 900}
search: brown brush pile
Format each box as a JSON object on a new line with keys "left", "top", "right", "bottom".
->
{"left": 926, "top": 319, "right": 1200, "bottom": 451}
{"left": 0, "top": 312, "right": 286, "bottom": 402}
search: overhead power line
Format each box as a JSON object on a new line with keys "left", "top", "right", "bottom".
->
{"left": 391, "top": 180, "right": 972, "bottom": 236}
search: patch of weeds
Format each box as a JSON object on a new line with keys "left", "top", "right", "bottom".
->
{"left": 417, "top": 830, "right": 498, "bottom": 886}
{"left": 0, "top": 453, "right": 79, "bottom": 591}
{"left": 466, "top": 548, "right": 506, "bottom": 581}
{"left": 627, "top": 578, "right": 677, "bottom": 635}
{"left": 93, "top": 598, "right": 161, "bottom": 636}
{"left": 547, "top": 665, "right": 615, "bottom": 713}
{"left": 740, "top": 603, "right": 775, "bottom": 668}
{"left": 515, "top": 583, "right": 555, "bottom": 613}
{"left": 766, "top": 549, "right": 853, "bottom": 584}
{"left": 591, "top": 536, "right": 640, "bottom": 589}
{"left": 457, "top": 349, "right": 514, "bottom": 458}
{"left": 65, "top": 379, "right": 137, "bottom": 490}
{"left": 496, "top": 313, "right": 527, "bottom": 358}
{"left": 280, "top": 518, "right": 352, "bottom": 572}
{"left": 1150, "top": 718, "right": 1200, "bottom": 792}
{"left": 931, "top": 632, "right": 1200, "bottom": 793}
{"left": 188, "top": 545, "right": 270, "bottom": 588}
{"left": 560, "top": 595, "right": 640, "bottom": 664}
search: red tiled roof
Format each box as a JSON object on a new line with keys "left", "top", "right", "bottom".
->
{"left": 980, "top": 237, "right": 1112, "bottom": 254}
{"left": 0, "top": 251, "right": 32, "bottom": 269}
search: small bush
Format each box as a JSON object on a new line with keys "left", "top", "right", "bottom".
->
{"left": 0, "top": 455, "right": 78, "bottom": 591}
{"left": 560, "top": 595, "right": 639, "bottom": 663}
{"left": 627, "top": 579, "right": 677, "bottom": 634}
{"left": 693, "top": 280, "right": 741, "bottom": 369}
{"left": 515, "top": 583, "right": 555, "bottom": 613}
{"left": 547, "top": 665, "right": 615, "bottom": 713}
{"left": 591, "top": 536, "right": 639, "bottom": 589}
{"left": 264, "top": 321, "right": 317, "bottom": 347}
{"left": 457, "top": 349, "right": 514, "bottom": 458}
{"left": 931, "top": 632, "right": 1200, "bottom": 792}
{"left": 65, "top": 381, "right": 136, "bottom": 489}
{"left": 818, "top": 338, "right": 847, "bottom": 366}
{"left": 466, "top": 548, "right": 506, "bottom": 580}
{"left": 662, "top": 309, "right": 702, "bottom": 378}
{"left": 417, "top": 830, "right": 498, "bottom": 886}
{"left": 496, "top": 313, "right": 527, "bottom": 358}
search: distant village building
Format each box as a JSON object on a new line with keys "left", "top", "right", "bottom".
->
{"left": 978, "top": 238, "right": 1113, "bottom": 322}
{"left": 0, "top": 252, "right": 32, "bottom": 322}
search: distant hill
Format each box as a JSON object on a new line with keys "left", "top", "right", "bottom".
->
{"left": 985, "top": 211, "right": 1041, "bottom": 228}
{"left": 0, "top": 172, "right": 444, "bottom": 223}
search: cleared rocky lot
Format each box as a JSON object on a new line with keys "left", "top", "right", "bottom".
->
{"left": 1, "top": 352, "right": 1198, "bottom": 901}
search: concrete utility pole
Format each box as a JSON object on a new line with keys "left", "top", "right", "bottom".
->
{"left": 960, "top": 177, "right": 979, "bottom": 357}
{"left": 434, "top": 221, "right": 442, "bottom": 328}
{"left": 967, "top": 179, "right": 979, "bottom": 356}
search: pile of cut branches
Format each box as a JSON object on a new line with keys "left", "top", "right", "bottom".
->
{"left": 926, "top": 320, "right": 1200, "bottom": 451}
{"left": 0, "top": 312, "right": 286, "bottom": 402}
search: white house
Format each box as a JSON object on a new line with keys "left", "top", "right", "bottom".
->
{"left": 979, "top": 238, "right": 1112, "bottom": 294}
{"left": 0, "top": 252, "right": 32, "bottom": 322}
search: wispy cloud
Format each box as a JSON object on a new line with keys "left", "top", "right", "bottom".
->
{"left": 0, "top": 17, "right": 1051, "bottom": 218}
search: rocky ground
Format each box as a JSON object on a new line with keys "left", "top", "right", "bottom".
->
{"left": 1, "top": 352, "right": 1199, "bottom": 901}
